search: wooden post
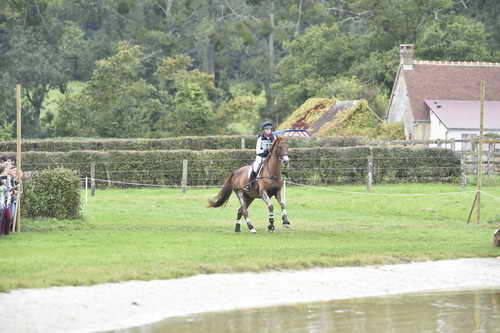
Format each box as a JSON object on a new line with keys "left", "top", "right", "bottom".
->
{"left": 467, "top": 191, "right": 479, "bottom": 224}
{"left": 181, "top": 159, "right": 188, "bottom": 193}
{"left": 85, "top": 176, "right": 88, "bottom": 205}
{"left": 467, "top": 82, "right": 486, "bottom": 223}
{"left": 487, "top": 143, "right": 493, "bottom": 176}
{"left": 450, "top": 138, "right": 455, "bottom": 151}
{"left": 91, "top": 162, "right": 96, "bottom": 196}
{"left": 15, "top": 84, "right": 22, "bottom": 232}
{"left": 367, "top": 149, "right": 373, "bottom": 192}
{"left": 105, "top": 164, "right": 111, "bottom": 188}
{"left": 476, "top": 81, "right": 485, "bottom": 224}
{"left": 241, "top": 137, "right": 246, "bottom": 149}
{"left": 460, "top": 155, "right": 467, "bottom": 189}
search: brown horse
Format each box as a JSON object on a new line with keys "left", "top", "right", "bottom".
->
{"left": 208, "top": 136, "right": 291, "bottom": 233}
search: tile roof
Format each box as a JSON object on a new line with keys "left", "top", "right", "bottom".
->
{"left": 403, "top": 62, "right": 500, "bottom": 121}
{"left": 425, "top": 100, "right": 500, "bottom": 130}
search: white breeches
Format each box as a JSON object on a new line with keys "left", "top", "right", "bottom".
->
{"left": 252, "top": 156, "right": 265, "bottom": 173}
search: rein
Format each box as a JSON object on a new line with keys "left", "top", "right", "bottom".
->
{"left": 259, "top": 138, "right": 288, "bottom": 180}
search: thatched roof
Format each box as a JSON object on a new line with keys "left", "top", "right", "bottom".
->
{"left": 279, "top": 98, "right": 378, "bottom": 136}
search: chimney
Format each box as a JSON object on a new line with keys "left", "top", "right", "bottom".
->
{"left": 400, "top": 44, "right": 414, "bottom": 70}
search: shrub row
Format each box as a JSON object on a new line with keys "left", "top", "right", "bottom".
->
{"left": 0, "top": 135, "right": 366, "bottom": 152}
{"left": 16, "top": 147, "right": 461, "bottom": 186}
{"left": 23, "top": 168, "right": 81, "bottom": 219}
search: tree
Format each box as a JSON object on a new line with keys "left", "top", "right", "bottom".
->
{"left": 54, "top": 41, "right": 160, "bottom": 137}
{"left": 171, "top": 84, "right": 215, "bottom": 136}
{"left": 274, "top": 24, "right": 356, "bottom": 121}
{"left": 348, "top": 47, "right": 399, "bottom": 92}
{"left": 416, "top": 15, "right": 493, "bottom": 61}
{"left": 452, "top": 0, "right": 500, "bottom": 49}
{"left": 351, "top": 0, "right": 454, "bottom": 48}
{"left": 154, "top": 55, "right": 220, "bottom": 135}
{"left": 6, "top": 27, "right": 67, "bottom": 137}
{"left": 0, "top": 73, "right": 16, "bottom": 140}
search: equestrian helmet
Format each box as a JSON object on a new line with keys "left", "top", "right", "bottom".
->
{"left": 261, "top": 121, "right": 273, "bottom": 130}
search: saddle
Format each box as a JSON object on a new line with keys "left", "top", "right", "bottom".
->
{"left": 245, "top": 163, "right": 265, "bottom": 191}
{"left": 247, "top": 163, "right": 264, "bottom": 180}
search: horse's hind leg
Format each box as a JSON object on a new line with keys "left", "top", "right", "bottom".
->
{"left": 235, "top": 207, "right": 244, "bottom": 232}
{"left": 236, "top": 191, "right": 256, "bottom": 233}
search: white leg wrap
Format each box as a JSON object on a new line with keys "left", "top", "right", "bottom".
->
{"left": 281, "top": 209, "right": 287, "bottom": 216}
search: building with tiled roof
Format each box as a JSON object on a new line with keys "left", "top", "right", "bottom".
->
{"left": 386, "top": 44, "right": 500, "bottom": 148}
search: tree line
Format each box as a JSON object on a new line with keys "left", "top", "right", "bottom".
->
{"left": 0, "top": 0, "right": 498, "bottom": 138}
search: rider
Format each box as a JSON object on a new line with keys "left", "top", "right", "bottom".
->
{"left": 244, "top": 121, "right": 275, "bottom": 191}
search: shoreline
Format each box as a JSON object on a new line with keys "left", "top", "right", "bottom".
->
{"left": 1, "top": 258, "right": 499, "bottom": 333}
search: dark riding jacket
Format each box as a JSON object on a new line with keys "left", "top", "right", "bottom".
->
{"left": 256, "top": 134, "right": 275, "bottom": 158}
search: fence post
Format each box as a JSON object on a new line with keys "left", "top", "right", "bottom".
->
{"left": 85, "top": 176, "right": 88, "bottom": 205}
{"left": 105, "top": 163, "right": 111, "bottom": 188}
{"left": 181, "top": 159, "right": 188, "bottom": 193}
{"left": 241, "top": 137, "right": 246, "bottom": 149}
{"left": 91, "top": 162, "right": 96, "bottom": 196}
{"left": 487, "top": 143, "right": 493, "bottom": 176}
{"left": 461, "top": 155, "right": 467, "bottom": 189}
{"left": 451, "top": 138, "right": 455, "bottom": 151}
{"left": 367, "top": 148, "right": 373, "bottom": 192}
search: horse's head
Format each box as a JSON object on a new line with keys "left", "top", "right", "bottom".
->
{"left": 274, "top": 137, "right": 289, "bottom": 165}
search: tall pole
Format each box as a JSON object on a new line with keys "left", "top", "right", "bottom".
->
{"left": 15, "top": 84, "right": 22, "bottom": 232}
{"left": 477, "top": 80, "right": 485, "bottom": 224}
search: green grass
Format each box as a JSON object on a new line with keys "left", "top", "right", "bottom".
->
{"left": 0, "top": 184, "right": 499, "bottom": 292}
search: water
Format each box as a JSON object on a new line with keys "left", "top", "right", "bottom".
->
{"left": 113, "top": 289, "right": 500, "bottom": 333}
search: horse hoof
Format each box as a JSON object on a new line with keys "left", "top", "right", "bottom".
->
{"left": 268, "top": 225, "right": 275, "bottom": 232}
{"left": 283, "top": 222, "right": 292, "bottom": 230}
{"left": 250, "top": 228, "right": 257, "bottom": 233}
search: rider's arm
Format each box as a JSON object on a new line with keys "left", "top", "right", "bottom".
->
{"left": 256, "top": 136, "right": 266, "bottom": 157}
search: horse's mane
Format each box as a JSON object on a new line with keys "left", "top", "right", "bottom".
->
{"left": 262, "top": 136, "right": 286, "bottom": 169}
{"left": 269, "top": 136, "right": 286, "bottom": 156}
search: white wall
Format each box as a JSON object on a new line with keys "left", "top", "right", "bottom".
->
{"left": 429, "top": 111, "right": 500, "bottom": 150}
{"left": 429, "top": 112, "right": 447, "bottom": 140}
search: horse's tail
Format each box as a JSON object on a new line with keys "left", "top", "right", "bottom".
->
{"left": 208, "top": 173, "right": 234, "bottom": 208}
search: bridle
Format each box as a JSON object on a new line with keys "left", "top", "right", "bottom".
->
{"left": 276, "top": 140, "right": 289, "bottom": 165}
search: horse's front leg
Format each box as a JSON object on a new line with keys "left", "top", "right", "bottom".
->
{"left": 260, "top": 192, "right": 275, "bottom": 232}
{"left": 276, "top": 190, "right": 291, "bottom": 228}
{"left": 236, "top": 191, "right": 256, "bottom": 233}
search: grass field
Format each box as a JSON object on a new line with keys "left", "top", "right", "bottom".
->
{"left": 0, "top": 184, "right": 499, "bottom": 292}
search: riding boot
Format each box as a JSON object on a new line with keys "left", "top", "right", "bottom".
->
{"left": 244, "top": 171, "right": 257, "bottom": 191}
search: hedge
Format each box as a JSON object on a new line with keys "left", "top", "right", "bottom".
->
{"left": 0, "top": 135, "right": 366, "bottom": 152}
{"left": 15, "top": 147, "right": 461, "bottom": 187}
{"left": 22, "top": 168, "right": 81, "bottom": 219}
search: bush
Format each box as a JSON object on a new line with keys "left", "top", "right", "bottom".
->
{"left": 0, "top": 135, "right": 367, "bottom": 152}
{"left": 18, "top": 147, "right": 461, "bottom": 187}
{"left": 23, "top": 168, "right": 81, "bottom": 219}
{"left": 376, "top": 122, "right": 405, "bottom": 140}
